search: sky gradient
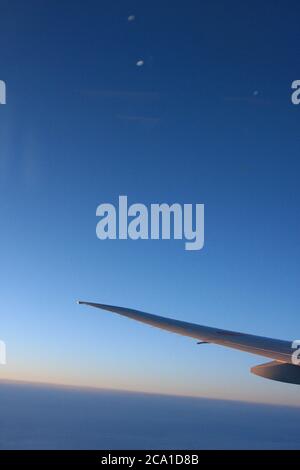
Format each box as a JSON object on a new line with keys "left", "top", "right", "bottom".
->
{"left": 1, "top": 0, "right": 300, "bottom": 406}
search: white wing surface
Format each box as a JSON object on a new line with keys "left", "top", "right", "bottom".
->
{"left": 78, "top": 301, "right": 300, "bottom": 384}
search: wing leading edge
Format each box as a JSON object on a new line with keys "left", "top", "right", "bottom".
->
{"left": 78, "top": 301, "right": 300, "bottom": 384}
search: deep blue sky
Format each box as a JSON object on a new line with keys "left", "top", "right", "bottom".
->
{"left": 1, "top": 0, "right": 300, "bottom": 405}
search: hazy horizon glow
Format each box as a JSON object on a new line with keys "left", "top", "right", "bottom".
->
{"left": 1, "top": 379, "right": 300, "bottom": 449}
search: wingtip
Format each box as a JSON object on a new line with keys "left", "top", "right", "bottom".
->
{"left": 76, "top": 300, "right": 108, "bottom": 308}
{"left": 76, "top": 301, "right": 118, "bottom": 311}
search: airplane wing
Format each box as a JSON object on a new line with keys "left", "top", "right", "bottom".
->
{"left": 77, "top": 301, "right": 300, "bottom": 385}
